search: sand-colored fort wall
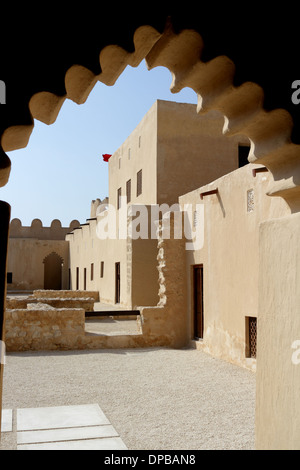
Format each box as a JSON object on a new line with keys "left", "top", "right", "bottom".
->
{"left": 7, "top": 219, "right": 80, "bottom": 292}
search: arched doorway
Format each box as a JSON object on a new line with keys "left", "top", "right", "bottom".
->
{"left": 43, "top": 252, "right": 63, "bottom": 290}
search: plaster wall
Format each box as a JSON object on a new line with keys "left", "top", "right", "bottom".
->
{"left": 7, "top": 238, "right": 69, "bottom": 291}
{"left": 108, "top": 101, "right": 158, "bottom": 208}
{"left": 156, "top": 103, "right": 241, "bottom": 205}
{"left": 67, "top": 206, "right": 159, "bottom": 309}
{"left": 179, "top": 164, "right": 290, "bottom": 370}
{"left": 67, "top": 221, "right": 129, "bottom": 307}
{"left": 256, "top": 213, "right": 300, "bottom": 449}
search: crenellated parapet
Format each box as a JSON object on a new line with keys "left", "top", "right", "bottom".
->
{"left": 9, "top": 218, "right": 80, "bottom": 240}
{"left": 90, "top": 198, "right": 109, "bottom": 218}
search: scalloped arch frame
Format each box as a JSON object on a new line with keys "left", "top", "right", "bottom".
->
{"left": 1, "top": 21, "right": 300, "bottom": 209}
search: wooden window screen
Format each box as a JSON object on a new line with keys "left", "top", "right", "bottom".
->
{"left": 247, "top": 317, "right": 257, "bottom": 359}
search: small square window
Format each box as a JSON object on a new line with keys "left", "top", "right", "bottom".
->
{"left": 7, "top": 272, "right": 12, "bottom": 284}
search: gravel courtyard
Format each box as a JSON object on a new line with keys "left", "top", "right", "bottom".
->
{"left": 0, "top": 347, "right": 256, "bottom": 450}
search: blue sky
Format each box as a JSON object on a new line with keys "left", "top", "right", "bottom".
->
{"left": 1, "top": 60, "right": 197, "bottom": 227}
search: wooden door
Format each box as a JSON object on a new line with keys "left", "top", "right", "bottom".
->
{"left": 115, "top": 262, "right": 121, "bottom": 304}
{"left": 193, "top": 265, "right": 204, "bottom": 339}
{"left": 84, "top": 268, "right": 87, "bottom": 291}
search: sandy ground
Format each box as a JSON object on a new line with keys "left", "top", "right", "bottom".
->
{"left": 0, "top": 342, "right": 256, "bottom": 450}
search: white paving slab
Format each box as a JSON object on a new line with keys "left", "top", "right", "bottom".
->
{"left": 17, "top": 424, "right": 119, "bottom": 445}
{"left": 1, "top": 409, "right": 13, "bottom": 432}
{"left": 17, "top": 436, "right": 128, "bottom": 451}
{"left": 16, "top": 404, "right": 128, "bottom": 450}
{"left": 17, "top": 404, "right": 110, "bottom": 431}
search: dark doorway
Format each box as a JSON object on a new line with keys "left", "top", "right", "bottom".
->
{"left": 44, "top": 252, "right": 63, "bottom": 290}
{"left": 193, "top": 265, "right": 204, "bottom": 339}
{"left": 115, "top": 262, "right": 121, "bottom": 304}
{"left": 76, "top": 267, "right": 79, "bottom": 290}
{"left": 84, "top": 268, "right": 87, "bottom": 291}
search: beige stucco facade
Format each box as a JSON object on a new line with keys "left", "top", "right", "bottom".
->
{"left": 255, "top": 213, "right": 300, "bottom": 449}
{"left": 109, "top": 100, "right": 243, "bottom": 208}
{"left": 179, "top": 163, "right": 290, "bottom": 370}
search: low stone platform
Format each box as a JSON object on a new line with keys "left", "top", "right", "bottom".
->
{"left": 4, "top": 300, "right": 145, "bottom": 352}
{"left": 32, "top": 290, "right": 99, "bottom": 301}
{"left": 6, "top": 290, "right": 99, "bottom": 312}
